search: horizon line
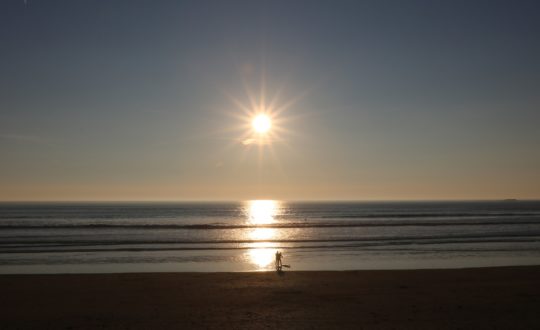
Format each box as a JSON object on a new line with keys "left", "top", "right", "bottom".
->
{"left": 0, "top": 198, "right": 536, "bottom": 203}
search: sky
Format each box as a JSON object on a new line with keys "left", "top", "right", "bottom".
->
{"left": 1, "top": 0, "right": 539, "bottom": 201}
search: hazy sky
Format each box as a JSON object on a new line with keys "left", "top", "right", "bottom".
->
{"left": 1, "top": 0, "right": 539, "bottom": 201}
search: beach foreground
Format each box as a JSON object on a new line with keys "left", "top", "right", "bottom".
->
{"left": 1, "top": 266, "right": 539, "bottom": 329}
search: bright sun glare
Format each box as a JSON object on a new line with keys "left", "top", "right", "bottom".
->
{"left": 252, "top": 114, "right": 271, "bottom": 133}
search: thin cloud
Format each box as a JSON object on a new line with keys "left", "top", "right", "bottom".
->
{"left": 242, "top": 138, "right": 256, "bottom": 145}
{"left": 241, "top": 138, "right": 272, "bottom": 146}
{"left": 0, "top": 134, "right": 57, "bottom": 147}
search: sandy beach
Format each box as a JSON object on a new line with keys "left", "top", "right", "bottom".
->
{"left": 1, "top": 266, "right": 539, "bottom": 329}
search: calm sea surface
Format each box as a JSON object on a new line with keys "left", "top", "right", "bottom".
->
{"left": 1, "top": 201, "right": 540, "bottom": 273}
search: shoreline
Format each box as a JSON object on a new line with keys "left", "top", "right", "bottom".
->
{"left": 3, "top": 255, "right": 540, "bottom": 274}
{"left": 1, "top": 266, "right": 540, "bottom": 329}
{"left": 3, "top": 263, "right": 540, "bottom": 275}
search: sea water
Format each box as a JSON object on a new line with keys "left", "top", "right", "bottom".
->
{"left": 1, "top": 200, "right": 540, "bottom": 273}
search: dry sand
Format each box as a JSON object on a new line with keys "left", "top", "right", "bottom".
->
{"left": 1, "top": 266, "right": 540, "bottom": 329}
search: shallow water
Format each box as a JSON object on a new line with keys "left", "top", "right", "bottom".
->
{"left": 1, "top": 200, "right": 540, "bottom": 273}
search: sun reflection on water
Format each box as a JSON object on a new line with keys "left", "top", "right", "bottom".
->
{"left": 250, "top": 227, "right": 276, "bottom": 240}
{"left": 248, "top": 200, "right": 278, "bottom": 224}
{"left": 245, "top": 200, "right": 280, "bottom": 269}
{"left": 247, "top": 242, "right": 275, "bottom": 268}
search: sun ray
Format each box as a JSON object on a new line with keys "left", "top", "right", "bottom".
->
{"left": 207, "top": 61, "right": 320, "bottom": 184}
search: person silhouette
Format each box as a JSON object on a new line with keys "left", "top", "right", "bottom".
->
{"left": 275, "top": 251, "right": 283, "bottom": 271}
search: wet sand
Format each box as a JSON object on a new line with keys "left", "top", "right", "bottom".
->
{"left": 1, "top": 266, "right": 540, "bottom": 329}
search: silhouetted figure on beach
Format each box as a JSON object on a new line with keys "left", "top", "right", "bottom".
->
{"left": 275, "top": 251, "right": 283, "bottom": 272}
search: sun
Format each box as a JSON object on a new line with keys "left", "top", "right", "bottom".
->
{"left": 252, "top": 114, "right": 271, "bottom": 134}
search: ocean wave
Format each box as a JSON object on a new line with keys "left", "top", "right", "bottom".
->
{"left": 1, "top": 235, "right": 540, "bottom": 254}
{"left": 3, "top": 212, "right": 540, "bottom": 221}
{"left": 1, "top": 219, "right": 540, "bottom": 230}
{"left": 1, "top": 231, "right": 540, "bottom": 247}
{"left": 321, "top": 212, "right": 540, "bottom": 218}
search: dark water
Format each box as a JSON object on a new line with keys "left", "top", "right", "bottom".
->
{"left": 1, "top": 200, "right": 540, "bottom": 273}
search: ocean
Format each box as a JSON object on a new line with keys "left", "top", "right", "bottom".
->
{"left": 1, "top": 200, "right": 540, "bottom": 273}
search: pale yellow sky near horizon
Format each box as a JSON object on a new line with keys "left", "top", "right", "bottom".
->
{"left": 2, "top": 178, "right": 539, "bottom": 202}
